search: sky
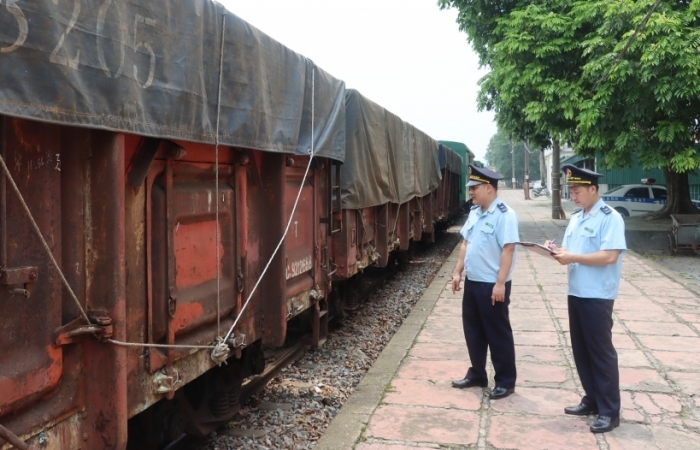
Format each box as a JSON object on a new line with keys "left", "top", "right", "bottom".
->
{"left": 217, "top": 0, "right": 496, "bottom": 162}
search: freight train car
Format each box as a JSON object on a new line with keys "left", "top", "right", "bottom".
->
{"left": 0, "top": 2, "right": 346, "bottom": 448}
{"left": 0, "top": 2, "right": 461, "bottom": 449}
{"left": 438, "top": 141, "right": 474, "bottom": 212}
{"left": 330, "top": 90, "right": 461, "bottom": 309}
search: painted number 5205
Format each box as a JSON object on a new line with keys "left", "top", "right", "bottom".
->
{"left": 0, "top": 0, "right": 28, "bottom": 53}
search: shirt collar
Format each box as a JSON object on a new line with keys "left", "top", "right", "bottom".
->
{"left": 482, "top": 197, "right": 501, "bottom": 215}
{"left": 583, "top": 198, "right": 605, "bottom": 219}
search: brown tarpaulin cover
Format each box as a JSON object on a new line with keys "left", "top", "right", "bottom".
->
{"left": 341, "top": 89, "right": 442, "bottom": 209}
{"left": 0, "top": 0, "right": 345, "bottom": 160}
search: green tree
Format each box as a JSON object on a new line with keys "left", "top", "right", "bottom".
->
{"left": 485, "top": 130, "right": 541, "bottom": 186}
{"left": 439, "top": 0, "right": 700, "bottom": 217}
{"left": 576, "top": 0, "right": 700, "bottom": 217}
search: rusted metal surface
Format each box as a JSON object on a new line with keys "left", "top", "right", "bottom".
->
{"left": 0, "top": 117, "right": 66, "bottom": 430}
{"left": 1, "top": 113, "right": 454, "bottom": 449}
{"left": 0, "top": 423, "right": 38, "bottom": 450}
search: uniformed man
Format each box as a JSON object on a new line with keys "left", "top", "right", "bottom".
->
{"left": 546, "top": 164, "right": 626, "bottom": 433}
{"left": 451, "top": 164, "right": 519, "bottom": 400}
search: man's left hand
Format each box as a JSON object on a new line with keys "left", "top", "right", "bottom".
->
{"left": 491, "top": 282, "right": 506, "bottom": 305}
{"left": 552, "top": 247, "right": 576, "bottom": 265}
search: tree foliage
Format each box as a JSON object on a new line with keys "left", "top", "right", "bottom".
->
{"left": 485, "top": 130, "right": 541, "bottom": 186}
{"left": 439, "top": 0, "right": 700, "bottom": 216}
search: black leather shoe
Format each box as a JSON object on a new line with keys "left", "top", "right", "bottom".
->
{"left": 489, "top": 387, "right": 514, "bottom": 400}
{"left": 451, "top": 378, "right": 488, "bottom": 389}
{"left": 590, "top": 415, "right": 620, "bottom": 433}
{"left": 564, "top": 403, "right": 598, "bottom": 416}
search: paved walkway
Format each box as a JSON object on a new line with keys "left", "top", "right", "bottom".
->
{"left": 317, "top": 190, "right": 700, "bottom": 450}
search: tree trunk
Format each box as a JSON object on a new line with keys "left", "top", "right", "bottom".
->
{"left": 646, "top": 167, "right": 700, "bottom": 219}
{"left": 551, "top": 138, "right": 563, "bottom": 219}
{"left": 540, "top": 149, "right": 547, "bottom": 188}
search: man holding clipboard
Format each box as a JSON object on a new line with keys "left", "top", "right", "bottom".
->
{"left": 545, "top": 164, "right": 626, "bottom": 433}
{"left": 451, "top": 164, "right": 519, "bottom": 400}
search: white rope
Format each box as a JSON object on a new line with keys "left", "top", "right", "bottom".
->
{"left": 214, "top": 13, "right": 227, "bottom": 337}
{"left": 0, "top": 153, "right": 91, "bottom": 325}
{"left": 212, "top": 64, "right": 318, "bottom": 363}
{"left": 107, "top": 339, "right": 216, "bottom": 349}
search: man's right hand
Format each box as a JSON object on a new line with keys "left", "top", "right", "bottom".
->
{"left": 452, "top": 272, "right": 462, "bottom": 294}
{"left": 544, "top": 239, "right": 559, "bottom": 252}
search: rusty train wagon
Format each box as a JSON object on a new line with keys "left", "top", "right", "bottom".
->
{"left": 0, "top": 2, "right": 347, "bottom": 449}
{"left": 331, "top": 90, "right": 462, "bottom": 289}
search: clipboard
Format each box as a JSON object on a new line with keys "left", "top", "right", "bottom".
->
{"left": 517, "top": 242, "right": 557, "bottom": 258}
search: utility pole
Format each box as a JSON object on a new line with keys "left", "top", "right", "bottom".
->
{"left": 511, "top": 139, "right": 516, "bottom": 189}
{"left": 552, "top": 138, "right": 562, "bottom": 219}
{"left": 523, "top": 141, "right": 531, "bottom": 200}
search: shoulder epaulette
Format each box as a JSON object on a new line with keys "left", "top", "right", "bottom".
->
{"left": 471, "top": 205, "right": 479, "bottom": 210}
{"left": 497, "top": 203, "right": 508, "bottom": 212}
{"left": 600, "top": 205, "right": 612, "bottom": 215}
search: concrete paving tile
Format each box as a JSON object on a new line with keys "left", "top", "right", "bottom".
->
{"left": 614, "top": 300, "right": 663, "bottom": 311}
{"left": 416, "top": 326, "right": 464, "bottom": 343}
{"left": 396, "top": 359, "right": 467, "bottom": 382}
{"left": 557, "top": 317, "right": 570, "bottom": 332}
{"left": 646, "top": 289, "right": 699, "bottom": 299}
{"left": 630, "top": 392, "right": 683, "bottom": 416}
{"left": 513, "top": 331, "right": 561, "bottom": 347}
{"left": 637, "top": 335, "right": 700, "bottom": 353}
{"left": 408, "top": 342, "right": 468, "bottom": 361}
{"left": 510, "top": 285, "right": 544, "bottom": 294}
{"left": 612, "top": 333, "right": 639, "bottom": 350}
{"left": 357, "top": 445, "right": 437, "bottom": 450}
{"left": 509, "top": 308, "right": 553, "bottom": 319}
{"left": 550, "top": 308, "right": 569, "bottom": 319}
{"left": 511, "top": 298, "right": 548, "bottom": 309}
{"left": 616, "top": 309, "right": 679, "bottom": 322}
{"left": 619, "top": 367, "right": 673, "bottom": 393}
{"left": 547, "top": 300, "right": 570, "bottom": 309}
{"left": 617, "top": 349, "right": 652, "bottom": 368}
{"left": 517, "top": 362, "right": 569, "bottom": 384}
{"left": 487, "top": 415, "right": 597, "bottom": 450}
{"left": 366, "top": 404, "right": 478, "bottom": 446}
{"left": 383, "top": 378, "right": 482, "bottom": 410}
{"left": 648, "top": 393, "right": 684, "bottom": 414}
{"left": 606, "top": 423, "right": 700, "bottom": 450}
{"left": 667, "top": 371, "right": 700, "bottom": 396}
{"left": 510, "top": 316, "right": 558, "bottom": 332}
{"left": 652, "top": 350, "right": 700, "bottom": 371}
{"left": 489, "top": 386, "right": 581, "bottom": 416}
{"left": 430, "top": 302, "right": 461, "bottom": 317}
{"left": 516, "top": 345, "right": 566, "bottom": 365}
{"left": 663, "top": 306, "right": 700, "bottom": 319}
{"left": 624, "top": 320, "right": 697, "bottom": 337}
{"left": 649, "top": 296, "right": 700, "bottom": 307}
{"left": 424, "top": 315, "right": 462, "bottom": 330}
{"left": 677, "top": 311, "right": 700, "bottom": 321}
{"left": 620, "top": 391, "right": 646, "bottom": 422}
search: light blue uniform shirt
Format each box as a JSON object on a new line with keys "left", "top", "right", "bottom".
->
{"left": 459, "top": 197, "right": 519, "bottom": 283}
{"left": 562, "top": 198, "right": 627, "bottom": 300}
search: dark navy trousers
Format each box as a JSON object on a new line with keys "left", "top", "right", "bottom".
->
{"left": 568, "top": 295, "right": 620, "bottom": 417}
{"left": 462, "top": 279, "right": 516, "bottom": 389}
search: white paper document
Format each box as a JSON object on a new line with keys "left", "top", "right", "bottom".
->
{"left": 517, "top": 242, "right": 557, "bottom": 258}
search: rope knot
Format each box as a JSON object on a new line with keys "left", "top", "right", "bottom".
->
{"left": 210, "top": 337, "right": 230, "bottom": 365}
